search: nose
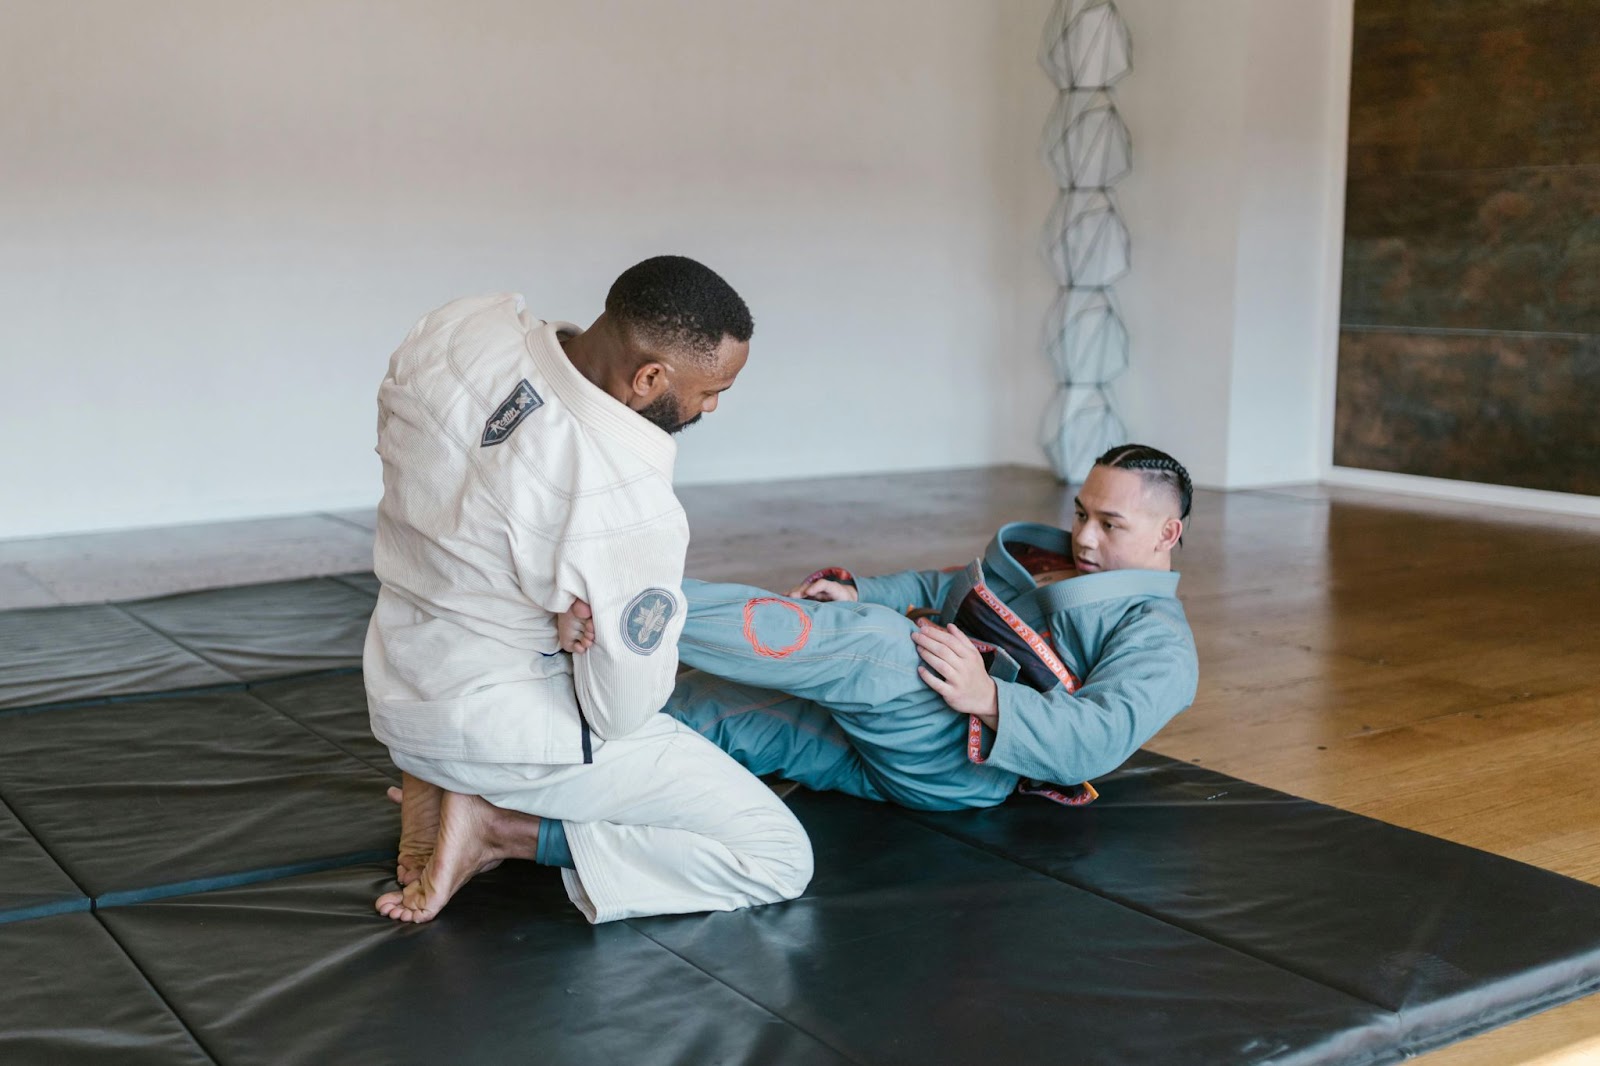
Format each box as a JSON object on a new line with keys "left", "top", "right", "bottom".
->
{"left": 702, "top": 394, "right": 719, "bottom": 414}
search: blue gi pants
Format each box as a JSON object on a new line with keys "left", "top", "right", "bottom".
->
{"left": 666, "top": 580, "right": 1018, "bottom": 812}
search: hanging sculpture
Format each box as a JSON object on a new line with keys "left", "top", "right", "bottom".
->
{"left": 1038, "top": 0, "right": 1132, "bottom": 483}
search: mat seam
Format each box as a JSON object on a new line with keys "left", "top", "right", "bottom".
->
{"left": 107, "top": 600, "right": 248, "bottom": 681}
{"left": 626, "top": 919, "right": 871, "bottom": 1066}
{"left": 326, "top": 571, "right": 379, "bottom": 596}
{"left": 0, "top": 791, "right": 93, "bottom": 926}
{"left": 0, "top": 683, "right": 396, "bottom": 915}
{"left": 67, "top": 683, "right": 404, "bottom": 905}
{"left": 0, "top": 666, "right": 363, "bottom": 718}
{"left": 889, "top": 805, "right": 1398, "bottom": 1016}
{"left": 109, "top": 583, "right": 377, "bottom": 682}
{"left": 90, "top": 909, "right": 227, "bottom": 1066}
{"left": 93, "top": 849, "right": 398, "bottom": 909}
{"left": 242, "top": 686, "right": 401, "bottom": 782}
{"left": 904, "top": 806, "right": 1600, "bottom": 1057}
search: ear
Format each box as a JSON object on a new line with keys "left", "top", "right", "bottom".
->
{"left": 1155, "top": 516, "right": 1183, "bottom": 553}
{"left": 629, "top": 361, "right": 670, "bottom": 401}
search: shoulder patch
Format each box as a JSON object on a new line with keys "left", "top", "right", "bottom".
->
{"left": 481, "top": 379, "right": 544, "bottom": 447}
{"left": 621, "top": 588, "right": 677, "bottom": 655}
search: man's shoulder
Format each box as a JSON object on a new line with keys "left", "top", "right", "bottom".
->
{"left": 385, "top": 293, "right": 536, "bottom": 396}
{"left": 493, "top": 443, "right": 684, "bottom": 545}
{"left": 1112, "top": 594, "right": 1197, "bottom": 660}
{"left": 411, "top": 292, "right": 528, "bottom": 339}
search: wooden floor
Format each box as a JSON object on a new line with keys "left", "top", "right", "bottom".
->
{"left": 4, "top": 464, "right": 1599, "bottom": 1063}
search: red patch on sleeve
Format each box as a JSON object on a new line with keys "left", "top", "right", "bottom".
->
{"left": 742, "top": 598, "right": 813, "bottom": 659}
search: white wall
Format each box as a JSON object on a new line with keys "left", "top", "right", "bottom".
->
{"left": 1106, "top": 0, "right": 1352, "bottom": 488}
{"left": 0, "top": 0, "right": 1059, "bottom": 538}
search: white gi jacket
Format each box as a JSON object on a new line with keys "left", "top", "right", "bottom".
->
{"left": 364, "top": 294, "right": 690, "bottom": 764}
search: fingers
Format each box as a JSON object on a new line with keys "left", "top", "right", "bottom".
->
{"left": 918, "top": 665, "right": 955, "bottom": 698}
{"left": 791, "top": 579, "right": 854, "bottom": 602}
{"left": 912, "top": 625, "right": 980, "bottom": 664}
{"left": 386, "top": 786, "right": 404, "bottom": 806}
{"left": 913, "top": 632, "right": 960, "bottom": 677}
{"left": 557, "top": 610, "right": 598, "bottom": 655}
{"left": 944, "top": 623, "right": 978, "bottom": 653}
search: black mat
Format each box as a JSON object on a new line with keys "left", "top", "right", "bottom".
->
{"left": 907, "top": 752, "right": 1600, "bottom": 1057}
{"left": 120, "top": 577, "right": 375, "bottom": 680}
{"left": 635, "top": 791, "right": 1391, "bottom": 1066}
{"left": 0, "top": 912, "right": 213, "bottom": 1065}
{"left": 0, "top": 691, "right": 395, "bottom": 905}
{"left": 0, "top": 794, "right": 87, "bottom": 924}
{"left": 0, "top": 603, "right": 233, "bottom": 711}
{"left": 251, "top": 671, "right": 397, "bottom": 781}
{"left": 99, "top": 862, "right": 849, "bottom": 1066}
{"left": 2, "top": 575, "right": 1598, "bottom": 1065}
{"left": 330, "top": 571, "right": 381, "bottom": 597}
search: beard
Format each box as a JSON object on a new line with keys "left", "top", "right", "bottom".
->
{"left": 638, "top": 392, "right": 702, "bottom": 435}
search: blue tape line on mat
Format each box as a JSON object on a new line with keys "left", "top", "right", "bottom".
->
{"left": 0, "top": 896, "right": 94, "bottom": 925}
{"left": 93, "top": 848, "right": 397, "bottom": 909}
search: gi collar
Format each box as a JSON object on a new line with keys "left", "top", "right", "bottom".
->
{"left": 524, "top": 315, "right": 678, "bottom": 479}
{"left": 982, "top": 521, "right": 1072, "bottom": 592}
{"left": 1027, "top": 567, "right": 1181, "bottom": 613}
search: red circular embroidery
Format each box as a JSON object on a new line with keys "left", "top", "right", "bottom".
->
{"left": 742, "top": 598, "right": 812, "bottom": 659}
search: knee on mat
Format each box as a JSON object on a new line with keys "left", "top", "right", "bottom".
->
{"left": 739, "top": 809, "right": 814, "bottom": 902}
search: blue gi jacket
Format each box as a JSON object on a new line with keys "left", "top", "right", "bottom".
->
{"left": 851, "top": 521, "right": 1199, "bottom": 788}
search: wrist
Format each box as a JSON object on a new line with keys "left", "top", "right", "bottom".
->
{"left": 974, "top": 679, "right": 1000, "bottom": 729}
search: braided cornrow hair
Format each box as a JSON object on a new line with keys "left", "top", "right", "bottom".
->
{"left": 1094, "top": 443, "right": 1193, "bottom": 523}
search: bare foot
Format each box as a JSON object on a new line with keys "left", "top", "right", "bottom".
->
{"left": 374, "top": 791, "right": 540, "bottom": 924}
{"left": 389, "top": 773, "right": 442, "bottom": 887}
{"left": 387, "top": 780, "right": 508, "bottom": 888}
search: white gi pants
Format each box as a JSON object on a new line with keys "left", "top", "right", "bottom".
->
{"left": 391, "top": 714, "right": 813, "bottom": 924}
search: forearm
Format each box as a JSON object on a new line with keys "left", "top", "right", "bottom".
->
{"left": 574, "top": 639, "right": 679, "bottom": 739}
{"left": 855, "top": 567, "right": 957, "bottom": 613}
{"left": 556, "top": 519, "right": 690, "bottom": 740}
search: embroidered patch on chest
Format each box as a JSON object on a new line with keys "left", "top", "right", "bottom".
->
{"left": 621, "top": 588, "right": 677, "bottom": 655}
{"left": 481, "top": 379, "right": 544, "bottom": 447}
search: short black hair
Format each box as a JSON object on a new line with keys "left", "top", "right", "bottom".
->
{"left": 1095, "top": 443, "right": 1193, "bottom": 521}
{"left": 605, "top": 255, "right": 753, "bottom": 361}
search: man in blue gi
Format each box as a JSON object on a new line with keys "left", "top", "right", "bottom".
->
{"left": 652, "top": 444, "right": 1200, "bottom": 812}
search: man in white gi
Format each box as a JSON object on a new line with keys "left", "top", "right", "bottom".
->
{"left": 364, "top": 256, "right": 813, "bottom": 925}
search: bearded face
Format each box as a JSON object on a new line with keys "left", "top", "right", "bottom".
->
{"left": 637, "top": 389, "right": 703, "bottom": 435}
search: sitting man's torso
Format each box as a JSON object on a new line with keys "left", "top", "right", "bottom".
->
{"left": 364, "top": 293, "right": 687, "bottom": 765}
